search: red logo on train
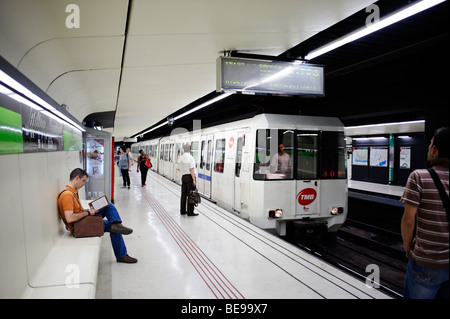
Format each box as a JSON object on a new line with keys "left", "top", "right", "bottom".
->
{"left": 297, "top": 188, "right": 317, "bottom": 206}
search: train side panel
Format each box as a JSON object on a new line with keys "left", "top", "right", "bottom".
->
{"left": 210, "top": 130, "right": 235, "bottom": 212}
{"left": 131, "top": 114, "right": 347, "bottom": 237}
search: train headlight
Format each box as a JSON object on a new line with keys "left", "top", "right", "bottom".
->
{"left": 269, "top": 209, "right": 283, "bottom": 218}
{"left": 330, "top": 206, "right": 344, "bottom": 215}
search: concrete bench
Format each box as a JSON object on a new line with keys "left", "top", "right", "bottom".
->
{"left": 21, "top": 200, "right": 102, "bottom": 299}
{"left": 0, "top": 152, "right": 104, "bottom": 299}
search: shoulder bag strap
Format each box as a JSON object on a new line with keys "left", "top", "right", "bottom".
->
{"left": 58, "top": 188, "right": 83, "bottom": 207}
{"left": 427, "top": 168, "right": 449, "bottom": 220}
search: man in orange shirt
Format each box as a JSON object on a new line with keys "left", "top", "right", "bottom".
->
{"left": 58, "top": 168, "right": 137, "bottom": 263}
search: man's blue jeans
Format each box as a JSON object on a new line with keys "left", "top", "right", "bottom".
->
{"left": 404, "top": 259, "right": 449, "bottom": 299}
{"left": 98, "top": 204, "right": 127, "bottom": 259}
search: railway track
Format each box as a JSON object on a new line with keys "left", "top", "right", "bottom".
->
{"left": 295, "top": 220, "right": 408, "bottom": 298}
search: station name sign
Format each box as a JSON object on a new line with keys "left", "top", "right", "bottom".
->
{"left": 216, "top": 56, "right": 324, "bottom": 96}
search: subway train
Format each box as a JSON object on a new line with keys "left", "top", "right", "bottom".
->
{"left": 131, "top": 114, "right": 347, "bottom": 238}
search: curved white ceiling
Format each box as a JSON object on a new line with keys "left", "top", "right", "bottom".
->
{"left": 0, "top": 0, "right": 375, "bottom": 141}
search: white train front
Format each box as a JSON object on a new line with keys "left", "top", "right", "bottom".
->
{"left": 131, "top": 114, "right": 347, "bottom": 238}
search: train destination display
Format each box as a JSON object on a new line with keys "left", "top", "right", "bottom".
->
{"left": 217, "top": 57, "right": 324, "bottom": 96}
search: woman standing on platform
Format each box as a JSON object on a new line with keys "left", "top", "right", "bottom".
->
{"left": 119, "top": 146, "right": 131, "bottom": 189}
{"left": 137, "top": 149, "right": 151, "bottom": 187}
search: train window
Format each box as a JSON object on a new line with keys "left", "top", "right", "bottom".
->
{"left": 164, "top": 144, "right": 169, "bottom": 161}
{"left": 175, "top": 143, "right": 181, "bottom": 163}
{"left": 191, "top": 141, "right": 199, "bottom": 169}
{"left": 206, "top": 140, "right": 212, "bottom": 171}
{"left": 253, "top": 129, "right": 294, "bottom": 180}
{"left": 214, "top": 139, "right": 225, "bottom": 173}
{"left": 320, "top": 132, "right": 347, "bottom": 179}
{"left": 235, "top": 137, "right": 243, "bottom": 177}
{"left": 297, "top": 132, "right": 318, "bottom": 180}
{"left": 200, "top": 141, "right": 205, "bottom": 169}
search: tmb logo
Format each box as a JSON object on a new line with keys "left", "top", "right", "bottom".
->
{"left": 297, "top": 188, "right": 317, "bottom": 206}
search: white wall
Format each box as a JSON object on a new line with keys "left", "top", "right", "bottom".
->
{"left": 0, "top": 150, "right": 83, "bottom": 298}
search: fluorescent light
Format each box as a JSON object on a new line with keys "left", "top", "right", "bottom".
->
{"left": 346, "top": 120, "right": 425, "bottom": 130}
{"left": 140, "top": 122, "right": 167, "bottom": 136}
{"left": 0, "top": 83, "right": 43, "bottom": 111}
{"left": 0, "top": 70, "right": 56, "bottom": 111}
{"left": 305, "top": 0, "right": 446, "bottom": 60}
{"left": 353, "top": 136, "right": 387, "bottom": 141}
{"left": 0, "top": 70, "right": 85, "bottom": 132}
{"left": 174, "top": 93, "right": 232, "bottom": 121}
{"left": 138, "top": 93, "right": 232, "bottom": 136}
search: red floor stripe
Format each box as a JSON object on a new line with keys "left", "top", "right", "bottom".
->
{"left": 133, "top": 175, "right": 244, "bottom": 299}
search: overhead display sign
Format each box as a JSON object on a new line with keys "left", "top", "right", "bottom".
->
{"left": 216, "top": 57, "right": 324, "bottom": 96}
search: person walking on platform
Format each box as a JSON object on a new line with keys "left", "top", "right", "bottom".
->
{"left": 137, "top": 149, "right": 151, "bottom": 187}
{"left": 119, "top": 145, "right": 131, "bottom": 189}
{"left": 58, "top": 168, "right": 138, "bottom": 263}
{"left": 179, "top": 143, "right": 198, "bottom": 216}
{"left": 401, "top": 127, "right": 449, "bottom": 299}
{"left": 127, "top": 147, "right": 134, "bottom": 167}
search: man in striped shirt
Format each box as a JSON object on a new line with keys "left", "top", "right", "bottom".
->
{"left": 401, "top": 127, "right": 449, "bottom": 299}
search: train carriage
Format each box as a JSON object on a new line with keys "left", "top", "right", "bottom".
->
{"left": 132, "top": 114, "right": 347, "bottom": 238}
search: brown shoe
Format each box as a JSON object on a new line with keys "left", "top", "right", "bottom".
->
{"left": 117, "top": 254, "right": 138, "bottom": 263}
{"left": 111, "top": 223, "right": 133, "bottom": 235}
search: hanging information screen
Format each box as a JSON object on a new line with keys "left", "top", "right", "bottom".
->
{"left": 216, "top": 57, "right": 324, "bottom": 96}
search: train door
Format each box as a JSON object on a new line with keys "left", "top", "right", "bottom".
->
{"left": 198, "top": 134, "right": 213, "bottom": 197}
{"left": 162, "top": 143, "right": 169, "bottom": 177}
{"left": 295, "top": 131, "right": 320, "bottom": 216}
{"left": 233, "top": 131, "right": 245, "bottom": 212}
{"left": 174, "top": 142, "right": 182, "bottom": 184}
{"left": 168, "top": 143, "right": 174, "bottom": 180}
{"left": 191, "top": 139, "right": 200, "bottom": 184}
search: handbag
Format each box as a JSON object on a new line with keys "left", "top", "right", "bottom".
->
{"left": 145, "top": 156, "right": 152, "bottom": 168}
{"left": 73, "top": 215, "right": 105, "bottom": 238}
{"left": 188, "top": 187, "right": 201, "bottom": 207}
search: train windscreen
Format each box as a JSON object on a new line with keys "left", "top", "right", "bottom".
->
{"left": 320, "top": 131, "right": 347, "bottom": 179}
{"left": 254, "top": 129, "right": 346, "bottom": 180}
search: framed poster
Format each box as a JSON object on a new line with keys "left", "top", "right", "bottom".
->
{"left": 400, "top": 147, "right": 411, "bottom": 169}
{"left": 352, "top": 147, "right": 368, "bottom": 166}
{"left": 370, "top": 147, "right": 388, "bottom": 167}
{"left": 86, "top": 138, "right": 105, "bottom": 179}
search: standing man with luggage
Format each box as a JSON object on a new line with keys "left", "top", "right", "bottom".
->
{"left": 179, "top": 143, "right": 198, "bottom": 216}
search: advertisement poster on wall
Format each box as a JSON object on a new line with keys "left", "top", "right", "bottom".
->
{"left": 370, "top": 147, "right": 388, "bottom": 167}
{"left": 352, "top": 147, "right": 368, "bottom": 166}
{"left": 400, "top": 147, "right": 411, "bottom": 169}
{"left": 86, "top": 138, "right": 105, "bottom": 179}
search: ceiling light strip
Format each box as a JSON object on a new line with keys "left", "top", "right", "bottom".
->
{"left": 173, "top": 93, "right": 232, "bottom": 122}
{"left": 0, "top": 70, "right": 85, "bottom": 132}
{"left": 139, "top": 93, "right": 232, "bottom": 136}
{"left": 345, "top": 119, "right": 425, "bottom": 130}
{"left": 305, "top": 0, "right": 446, "bottom": 60}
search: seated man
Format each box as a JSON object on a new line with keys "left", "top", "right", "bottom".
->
{"left": 58, "top": 168, "right": 137, "bottom": 264}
